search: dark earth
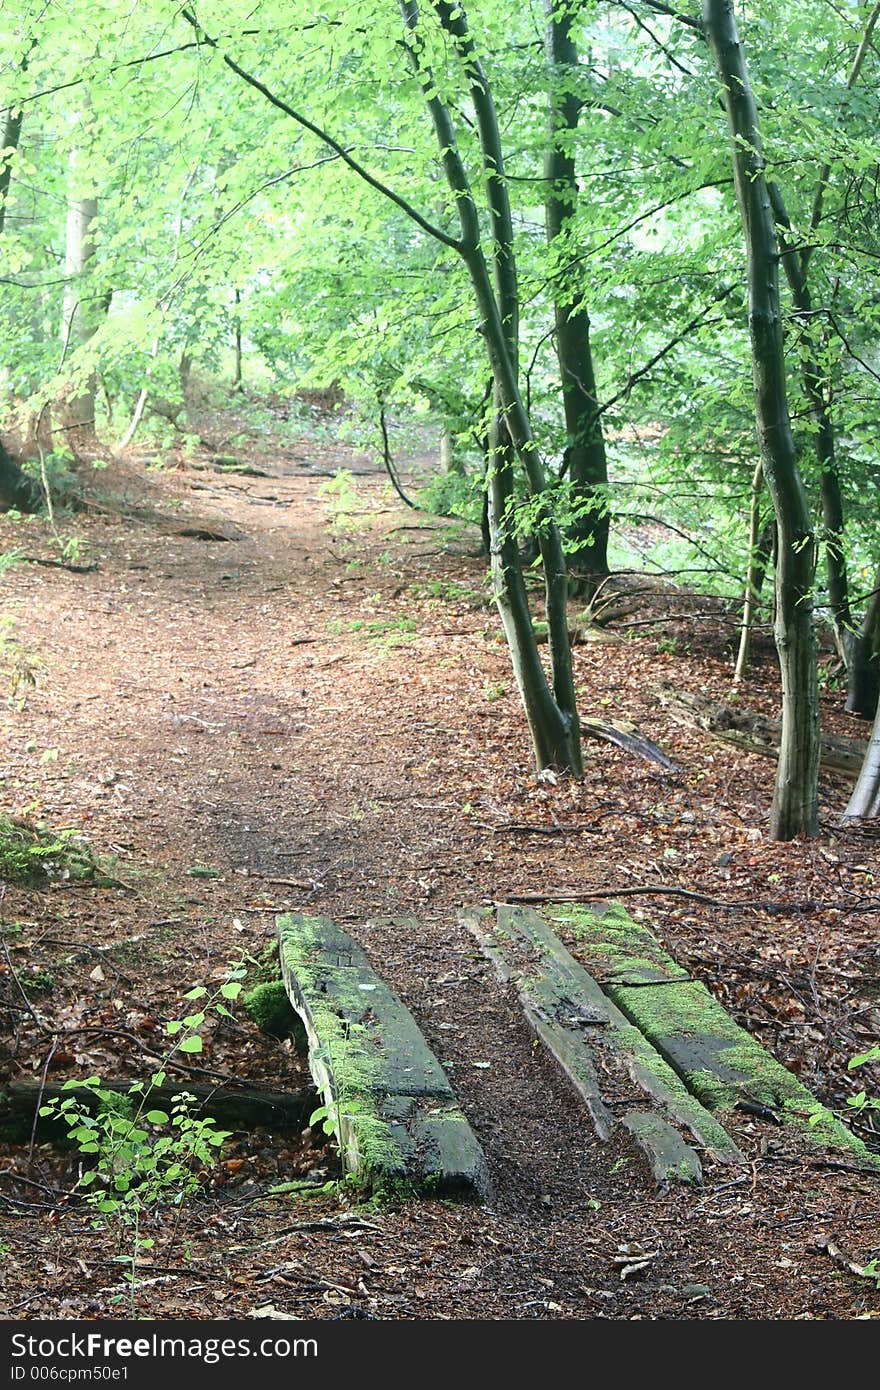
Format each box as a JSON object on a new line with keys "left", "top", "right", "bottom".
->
{"left": 1, "top": 390, "right": 879, "bottom": 1320}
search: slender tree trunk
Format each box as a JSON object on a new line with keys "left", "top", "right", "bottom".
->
{"left": 769, "top": 186, "right": 853, "bottom": 664}
{"left": 544, "top": 0, "right": 609, "bottom": 591}
{"left": 233, "top": 288, "right": 243, "bottom": 389}
{"left": 0, "top": 42, "right": 33, "bottom": 237}
{"left": 846, "top": 575, "right": 880, "bottom": 719}
{"left": 402, "top": 0, "right": 582, "bottom": 773}
{"left": 704, "top": 0, "right": 819, "bottom": 840}
{"left": 733, "top": 460, "right": 764, "bottom": 684}
{"left": 59, "top": 143, "right": 98, "bottom": 446}
{"left": 0, "top": 108, "right": 24, "bottom": 236}
{"left": 841, "top": 694, "right": 880, "bottom": 821}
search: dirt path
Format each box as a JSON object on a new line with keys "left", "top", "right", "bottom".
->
{"left": 2, "top": 408, "right": 879, "bottom": 1319}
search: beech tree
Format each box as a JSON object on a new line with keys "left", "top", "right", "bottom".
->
{"left": 703, "top": 0, "right": 819, "bottom": 839}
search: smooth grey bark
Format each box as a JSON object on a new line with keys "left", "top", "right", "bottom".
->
{"left": 60, "top": 139, "right": 98, "bottom": 443}
{"left": 404, "top": 0, "right": 582, "bottom": 772}
{"left": 704, "top": 0, "right": 819, "bottom": 840}
{"left": 841, "top": 694, "right": 880, "bottom": 821}
{"left": 544, "top": 0, "right": 609, "bottom": 589}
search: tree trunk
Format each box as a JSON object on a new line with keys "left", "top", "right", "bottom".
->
{"left": 704, "top": 0, "right": 820, "bottom": 840}
{"left": 842, "top": 695, "right": 880, "bottom": 821}
{"left": 544, "top": 0, "right": 610, "bottom": 591}
{"left": 403, "top": 0, "right": 582, "bottom": 774}
{"left": 0, "top": 42, "right": 33, "bottom": 236}
{"left": 846, "top": 575, "right": 880, "bottom": 719}
{"left": 733, "top": 460, "right": 764, "bottom": 684}
{"left": 0, "top": 107, "right": 24, "bottom": 236}
{"left": 0, "top": 439, "right": 40, "bottom": 513}
{"left": 59, "top": 140, "right": 98, "bottom": 448}
{"left": 769, "top": 186, "right": 853, "bottom": 665}
{"left": 233, "top": 287, "right": 243, "bottom": 389}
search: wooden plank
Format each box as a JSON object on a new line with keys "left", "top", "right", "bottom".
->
{"left": 463, "top": 904, "right": 743, "bottom": 1172}
{"left": 276, "top": 913, "right": 490, "bottom": 1201}
{"left": 557, "top": 900, "right": 880, "bottom": 1168}
{"left": 621, "top": 1111, "right": 703, "bottom": 1190}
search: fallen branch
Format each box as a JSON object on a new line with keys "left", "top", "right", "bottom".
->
{"left": 18, "top": 555, "right": 98, "bottom": 574}
{"left": 502, "top": 886, "right": 815, "bottom": 913}
{"left": 493, "top": 822, "right": 602, "bottom": 837}
{"left": 2, "top": 1079, "right": 316, "bottom": 1138}
{"left": 654, "top": 681, "right": 866, "bottom": 779}
{"left": 581, "top": 717, "right": 680, "bottom": 772}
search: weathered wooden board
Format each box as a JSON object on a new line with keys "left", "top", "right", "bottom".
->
{"left": 621, "top": 1111, "right": 703, "bottom": 1189}
{"left": 556, "top": 900, "right": 880, "bottom": 1167}
{"left": 463, "top": 904, "right": 743, "bottom": 1176}
{"left": 276, "top": 913, "right": 490, "bottom": 1200}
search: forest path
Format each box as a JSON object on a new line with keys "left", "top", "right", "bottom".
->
{"left": 1, "top": 405, "right": 879, "bottom": 1319}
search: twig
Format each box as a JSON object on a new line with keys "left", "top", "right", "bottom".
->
{"left": 493, "top": 822, "right": 602, "bottom": 837}
{"left": 27, "top": 1037, "right": 60, "bottom": 1174}
{"left": 17, "top": 555, "right": 98, "bottom": 574}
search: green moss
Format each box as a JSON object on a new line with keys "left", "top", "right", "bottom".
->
{"left": 276, "top": 914, "right": 402, "bottom": 1188}
{"left": 241, "top": 980, "right": 304, "bottom": 1043}
{"left": 548, "top": 900, "right": 880, "bottom": 1167}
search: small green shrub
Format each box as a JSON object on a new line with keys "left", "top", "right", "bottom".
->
{"left": 0, "top": 816, "right": 97, "bottom": 884}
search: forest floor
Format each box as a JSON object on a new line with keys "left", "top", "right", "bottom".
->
{"left": 1, "top": 390, "right": 879, "bottom": 1322}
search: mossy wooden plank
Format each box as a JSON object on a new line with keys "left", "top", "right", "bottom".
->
{"left": 621, "top": 1110, "right": 703, "bottom": 1190}
{"left": 463, "top": 905, "right": 742, "bottom": 1170}
{"left": 276, "top": 913, "right": 490, "bottom": 1200}
{"left": 550, "top": 900, "right": 880, "bottom": 1168}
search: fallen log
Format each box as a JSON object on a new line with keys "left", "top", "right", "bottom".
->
{"left": 0, "top": 1079, "right": 316, "bottom": 1142}
{"left": 654, "top": 681, "right": 867, "bottom": 779}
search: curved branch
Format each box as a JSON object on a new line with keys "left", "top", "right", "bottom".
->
{"left": 179, "top": 8, "right": 462, "bottom": 252}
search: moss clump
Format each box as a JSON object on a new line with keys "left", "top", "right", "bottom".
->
{"left": 242, "top": 979, "right": 305, "bottom": 1045}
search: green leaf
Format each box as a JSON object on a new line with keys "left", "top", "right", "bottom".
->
{"left": 183, "top": 986, "right": 208, "bottom": 1001}
{"left": 145, "top": 1109, "right": 170, "bottom": 1124}
{"left": 220, "top": 981, "right": 242, "bottom": 999}
{"left": 178, "top": 1034, "right": 203, "bottom": 1054}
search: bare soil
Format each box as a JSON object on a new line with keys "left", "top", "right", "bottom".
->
{"left": 1, "top": 395, "right": 879, "bottom": 1321}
